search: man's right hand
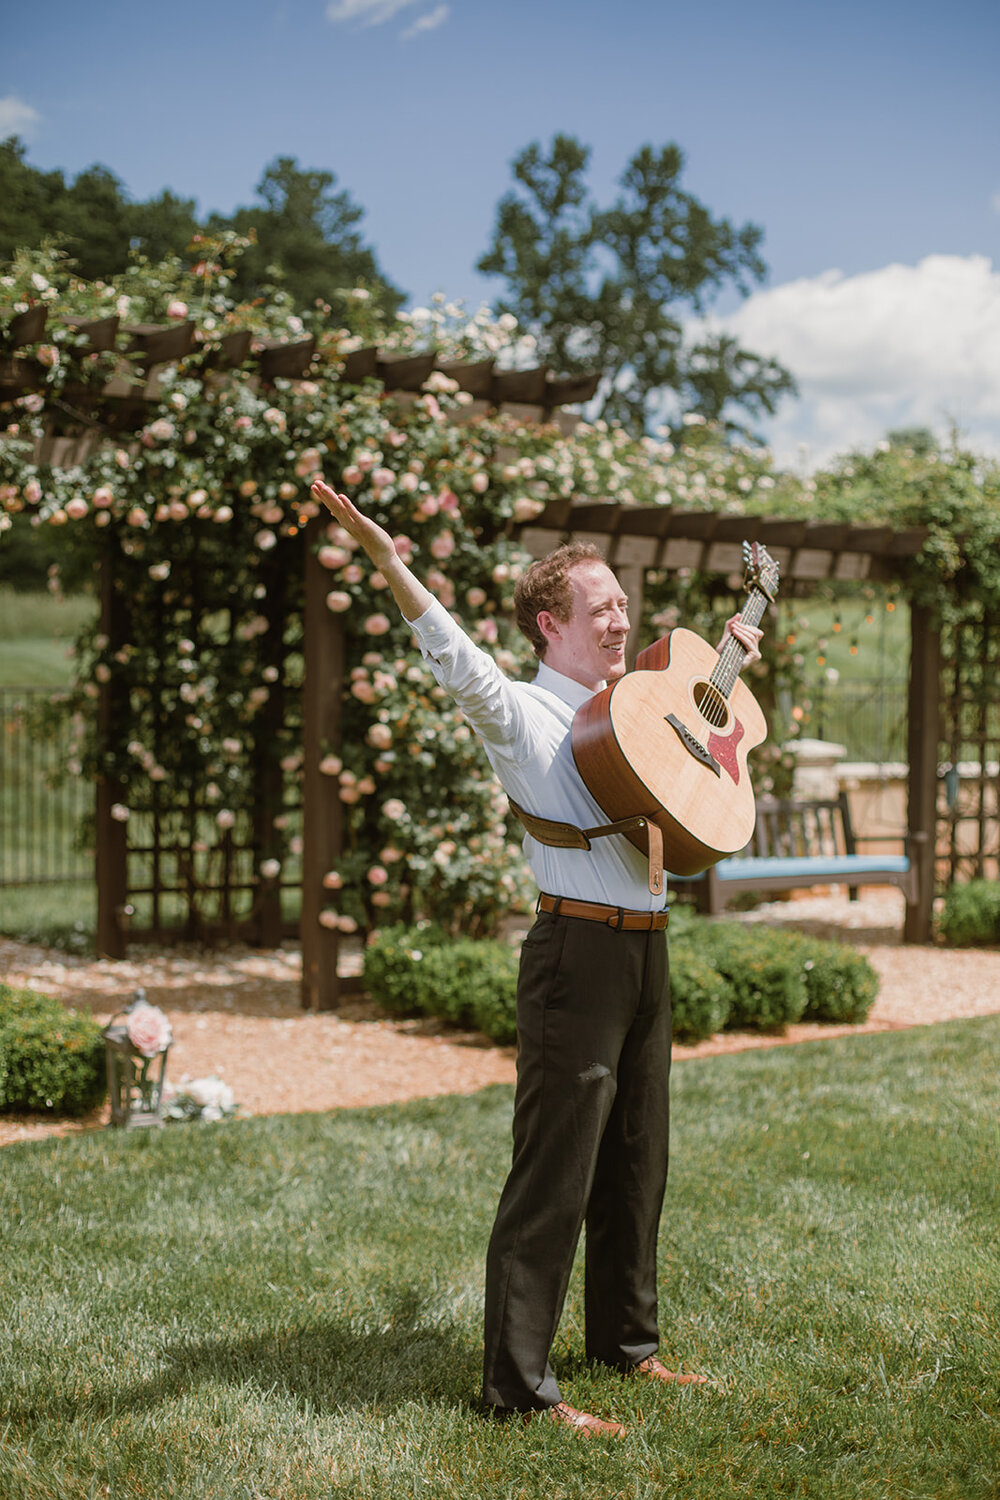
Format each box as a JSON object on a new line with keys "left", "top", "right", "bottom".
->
{"left": 310, "top": 477, "right": 435, "bottom": 624}
{"left": 311, "top": 479, "right": 398, "bottom": 572}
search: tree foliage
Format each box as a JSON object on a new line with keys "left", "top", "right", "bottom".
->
{"left": 478, "top": 134, "right": 796, "bottom": 439}
{"left": 0, "top": 137, "right": 401, "bottom": 321}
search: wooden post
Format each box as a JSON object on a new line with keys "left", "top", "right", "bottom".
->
{"left": 903, "top": 602, "right": 941, "bottom": 943}
{"left": 616, "top": 565, "right": 645, "bottom": 672}
{"left": 252, "top": 551, "right": 286, "bottom": 948}
{"left": 300, "top": 513, "right": 346, "bottom": 1008}
{"left": 96, "top": 550, "right": 130, "bottom": 958}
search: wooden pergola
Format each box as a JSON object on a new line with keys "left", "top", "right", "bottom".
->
{"left": 0, "top": 302, "right": 956, "bottom": 1006}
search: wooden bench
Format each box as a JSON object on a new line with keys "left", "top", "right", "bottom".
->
{"left": 673, "top": 792, "right": 917, "bottom": 915}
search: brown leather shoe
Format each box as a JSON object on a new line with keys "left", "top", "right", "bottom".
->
{"left": 525, "top": 1401, "right": 626, "bottom": 1438}
{"left": 632, "top": 1355, "right": 708, "bottom": 1386}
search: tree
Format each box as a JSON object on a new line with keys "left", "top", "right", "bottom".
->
{"left": 212, "top": 155, "right": 403, "bottom": 318}
{"left": 478, "top": 135, "right": 796, "bottom": 438}
{"left": 0, "top": 141, "right": 400, "bottom": 321}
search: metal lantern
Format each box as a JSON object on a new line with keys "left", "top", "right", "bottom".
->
{"left": 103, "top": 988, "right": 172, "bottom": 1128}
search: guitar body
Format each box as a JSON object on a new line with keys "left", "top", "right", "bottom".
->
{"left": 572, "top": 628, "right": 768, "bottom": 877}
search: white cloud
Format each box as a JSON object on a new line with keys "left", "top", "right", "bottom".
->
{"left": 703, "top": 255, "right": 1000, "bottom": 470}
{"left": 326, "top": 0, "right": 422, "bottom": 25}
{"left": 0, "top": 95, "right": 41, "bottom": 137}
{"left": 402, "top": 3, "right": 449, "bottom": 38}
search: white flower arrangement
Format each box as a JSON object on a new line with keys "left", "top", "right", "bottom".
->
{"left": 163, "top": 1075, "right": 237, "bottom": 1124}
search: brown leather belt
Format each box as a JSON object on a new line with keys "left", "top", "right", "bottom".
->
{"left": 537, "top": 893, "right": 669, "bottom": 931}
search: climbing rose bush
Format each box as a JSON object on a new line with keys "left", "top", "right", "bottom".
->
{"left": 1, "top": 241, "right": 824, "bottom": 936}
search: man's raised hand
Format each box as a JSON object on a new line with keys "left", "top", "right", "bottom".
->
{"left": 310, "top": 477, "right": 434, "bottom": 624}
{"left": 311, "top": 479, "right": 398, "bottom": 572}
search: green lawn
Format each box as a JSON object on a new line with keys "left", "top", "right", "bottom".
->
{"left": 2, "top": 1016, "right": 998, "bottom": 1500}
{"left": 0, "top": 588, "right": 97, "bottom": 687}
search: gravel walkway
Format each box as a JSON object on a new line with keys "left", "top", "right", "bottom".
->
{"left": 2, "top": 888, "right": 998, "bottom": 1147}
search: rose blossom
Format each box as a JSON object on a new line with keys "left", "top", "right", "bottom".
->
{"left": 65, "top": 498, "right": 88, "bottom": 520}
{"left": 166, "top": 299, "right": 188, "bottom": 321}
{"left": 363, "top": 614, "right": 391, "bottom": 637}
{"left": 125, "top": 1000, "right": 173, "bottom": 1058}
{"left": 325, "top": 591, "right": 351, "bottom": 613}
{"left": 367, "top": 865, "right": 389, "bottom": 886}
{"left": 382, "top": 798, "right": 406, "bottom": 822}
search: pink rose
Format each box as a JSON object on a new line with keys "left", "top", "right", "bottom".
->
{"left": 125, "top": 1000, "right": 172, "bottom": 1058}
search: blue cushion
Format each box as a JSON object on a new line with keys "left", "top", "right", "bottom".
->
{"left": 715, "top": 854, "right": 909, "bottom": 882}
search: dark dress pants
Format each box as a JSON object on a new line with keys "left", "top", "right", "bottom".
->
{"left": 482, "top": 908, "right": 671, "bottom": 1412}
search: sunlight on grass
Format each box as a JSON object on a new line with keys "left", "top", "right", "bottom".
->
{"left": 2, "top": 1018, "right": 998, "bottom": 1499}
{"left": 0, "top": 588, "right": 97, "bottom": 687}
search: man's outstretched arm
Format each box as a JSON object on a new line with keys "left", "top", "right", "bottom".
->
{"left": 311, "top": 479, "right": 434, "bottom": 622}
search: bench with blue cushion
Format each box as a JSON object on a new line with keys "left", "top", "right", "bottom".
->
{"left": 673, "top": 791, "right": 916, "bottom": 915}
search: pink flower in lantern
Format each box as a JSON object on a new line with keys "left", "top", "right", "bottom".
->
{"left": 125, "top": 1000, "right": 173, "bottom": 1058}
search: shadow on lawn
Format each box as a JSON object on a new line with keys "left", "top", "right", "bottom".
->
{"left": 48, "top": 1317, "right": 482, "bottom": 1423}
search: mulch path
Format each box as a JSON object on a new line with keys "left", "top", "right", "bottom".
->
{"left": 2, "top": 888, "right": 998, "bottom": 1148}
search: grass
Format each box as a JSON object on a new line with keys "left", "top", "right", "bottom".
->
{"left": 2, "top": 1016, "right": 998, "bottom": 1500}
{"left": 0, "top": 588, "right": 97, "bottom": 687}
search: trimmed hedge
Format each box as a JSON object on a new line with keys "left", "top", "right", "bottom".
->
{"left": 936, "top": 879, "right": 1000, "bottom": 947}
{"left": 364, "top": 924, "right": 519, "bottom": 1044}
{"left": 694, "top": 924, "right": 810, "bottom": 1030}
{"left": 800, "top": 942, "right": 880, "bottom": 1023}
{"left": 667, "top": 945, "right": 733, "bottom": 1042}
{"left": 0, "top": 982, "right": 106, "bottom": 1116}
{"left": 362, "top": 915, "right": 880, "bottom": 1048}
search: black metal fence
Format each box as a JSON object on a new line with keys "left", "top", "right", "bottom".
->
{"left": 807, "top": 678, "right": 908, "bottom": 764}
{"left": 0, "top": 686, "right": 93, "bottom": 887}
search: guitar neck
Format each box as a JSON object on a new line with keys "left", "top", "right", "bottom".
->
{"left": 710, "top": 586, "right": 770, "bottom": 698}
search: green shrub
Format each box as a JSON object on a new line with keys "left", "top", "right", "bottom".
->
{"left": 363, "top": 924, "right": 519, "bottom": 1043}
{"left": 697, "top": 924, "right": 809, "bottom": 1030}
{"left": 362, "top": 923, "right": 452, "bottom": 1014}
{"left": 801, "top": 942, "right": 879, "bottom": 1023}
{"left": 0, "top": 982, "right": 106, "bottom": 1115}
{"left": 668, "top": 943, "right": 733, "bottom": 1042}
{"left": 937, "top": 879, "right": 1000, "bottom": 947}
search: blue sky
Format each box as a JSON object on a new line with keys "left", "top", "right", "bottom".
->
{"left": 4, "top": 0, "right": 999, "bottom": 468}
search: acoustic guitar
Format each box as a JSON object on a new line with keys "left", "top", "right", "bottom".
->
{"left": 572, "top": 542, "right": 780, "bottom": 878}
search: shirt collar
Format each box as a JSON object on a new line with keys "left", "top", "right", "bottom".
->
{"left": 533, "top": 659, "right": 604, "bottom": 710}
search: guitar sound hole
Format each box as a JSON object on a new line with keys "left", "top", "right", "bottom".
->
{"left": 693, "top": 680, "right": 730, "bottom": 730}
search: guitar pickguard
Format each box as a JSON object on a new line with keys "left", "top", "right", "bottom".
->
{"left": 707, "top": 719, "right": 745, "bottom": 785}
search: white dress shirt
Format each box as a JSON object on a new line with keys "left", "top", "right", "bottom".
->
{"left": 407, "top": 600, "right": 663, "bottom": 911}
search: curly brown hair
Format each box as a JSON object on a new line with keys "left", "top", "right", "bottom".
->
{"left": 513, "top": 542, "right": 606, "bottom": 659}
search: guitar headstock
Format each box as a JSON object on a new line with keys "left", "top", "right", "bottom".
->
{"left": 742, "top": 541, "right": 780, "bottom": 603}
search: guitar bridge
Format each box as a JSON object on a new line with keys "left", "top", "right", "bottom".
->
{"left": 666, "top": 714, "right": 721, "bottom": 776}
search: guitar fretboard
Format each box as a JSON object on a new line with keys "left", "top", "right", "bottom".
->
{"left": 709, "top": 586, "right": 770, "bottom": 700}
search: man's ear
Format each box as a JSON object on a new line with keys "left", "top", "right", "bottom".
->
{"left": 535, "top": 610, "right": 561, "bottom": 648}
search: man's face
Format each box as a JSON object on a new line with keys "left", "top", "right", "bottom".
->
{"left": 540, "top": 561, "right": 630, "bottom": 690}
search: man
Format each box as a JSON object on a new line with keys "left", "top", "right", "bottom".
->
{"left": 311, "top": 478, "right": 761, "bottom": 1437}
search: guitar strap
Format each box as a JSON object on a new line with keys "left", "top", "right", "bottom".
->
{"left": 508, "top": 798, "right": 665, "bottom": 899}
